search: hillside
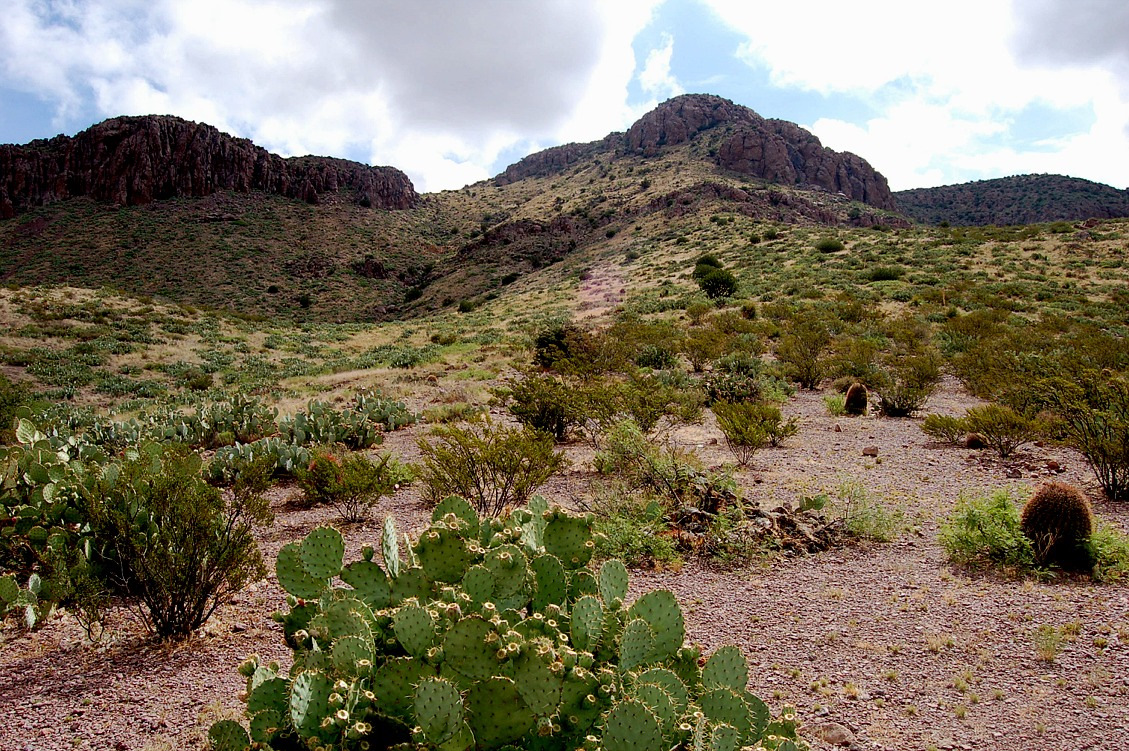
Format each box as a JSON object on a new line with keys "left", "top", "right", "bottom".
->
{"left": 0, "top": 96, "right": 905, "bottom": 321}
{"left": 895, "top": 174, "right": 1129, "bottom": 226}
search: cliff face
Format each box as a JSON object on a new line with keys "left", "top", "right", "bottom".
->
{"left": 624, "top": 94, "right": 897, "bottom": 211}
{"left": 0, "top": 115, "right": 418, "bottom": 218}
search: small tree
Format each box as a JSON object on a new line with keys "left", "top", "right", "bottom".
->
{"left": 698, "top": 268, "right": 738, "bottom": 299}
{"left": 776, "top": 312, "right": 832, "bottom": 390}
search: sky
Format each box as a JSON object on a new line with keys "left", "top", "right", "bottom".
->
{"left": 1, "top": 0, "right": 1128, "bottom": 193}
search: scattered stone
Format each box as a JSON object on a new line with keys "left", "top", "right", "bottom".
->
{"left": 862, "top": 446, "right": 879, "bottom": 457}
{"left": 1046, "top": 460, "right": 1062, "bottom": 472}
{"left": 814, "top": 721, "right": 855, "bottom": 746}
{"left": 833, "top": 423, "right": 843, "bottom": 432}
{"left": 963, "top": 433, "right": 987, "bottom": 449}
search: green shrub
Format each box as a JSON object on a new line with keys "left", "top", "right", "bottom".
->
{"left": 874, "top": 348, "right": 942, "bottom": 417}
{"left": 1088, "top": 522, "right": 1129, "bottom": 583}
{"left": 208, "top": 501, "right": 806, "bottom": 751}
{"left": 835, "top": 480, "right": 902, "bottom": 542}
{"left": 83, "top": 445, "right": 271, "bottom": 637}
{"left": 297, "top": 449, "right": 413, "bottom": 523}
{"left": 823, "top": 393, "right": 846, "bottom": 417}
{"left": 698, "top": 268, "right": 738, "bottom": 299}
{"left": 939, "top": 489, "right": 1035, "bottom": 571}
{"left": 776, "top": 312, "right": 831, "bottom": 390}
{"left": 0, "top": 374, "right": 32, "bottom": 442}
{"left": 964, "top": 403, "right": 1039, "bottom": 458}
{"left": 1046, "top": 373, "right": 1129, "bottom": 501}
{"left": 866, "top": 266, "right": 904, "bottom": 282}
{"left": 921, "top": 414, "right": 969, "bottom": 444}
{"left": 713, "top": 402, "right": 769, "bottom": 466}
{"left": 418, "top": 423, "right": 567, "bottom": 516}
{"left": 496, "top": 373, "right": 583, "bottom": 442}
{"left": 532, "top": 322, "right": 600, "bottom": 374}
{"left": 814, "top": 237, "right": 845, "bottom": 253}
{"left": 1020, "top": 482, "right": 1093, "bottom": 570}
{"left": 590, "top": 492, "right": 682, "bottom": 569}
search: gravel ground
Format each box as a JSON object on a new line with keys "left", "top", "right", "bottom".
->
{"left": 2, "top": 377, "right": 1127, "bottom": 751}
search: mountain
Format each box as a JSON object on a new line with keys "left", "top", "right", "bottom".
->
{"left": 0, "top": 96, "right": 906, "bottom": 321}
{"left": 497, "top": 94, "right": 897, "bottom": 211}
{"left": 894, "top": 174, "right": 1129, "bottom": 226}
{"left": 0, "top": 115, "right": 418, "bottom": 219}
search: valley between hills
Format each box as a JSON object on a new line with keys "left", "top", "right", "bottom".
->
{"left": 1, "top": 94, "right": 1128, "bottom": 750}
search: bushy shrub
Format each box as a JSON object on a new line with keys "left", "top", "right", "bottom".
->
{"left": 814, "top": 237, "right": 844, "bottom": 253}
{"left": 776, "top": 312, "right": 831, "bottom": 390}
{"left": 1, "top": 373, "right": 33, "bottom": 441}
{"left": 698, "top": 268, "right": 738, "bottom": 299}
{"left": 874, "top": 348, "right": 942, "bottom": 417}
{"left": 418, "top": 423, "right": 566, "bottom": 516}
{"left": 823, "top": 393, "right": 846, "bottom": 417}
{"left": 496, "top": 373, "right": 583, "bottom": 442}
{"left": 1020, "top": 482, "right": 1093, "bottom": 570}
{"left": 1046, "top": 373, "right": 1129, "bottom": 501}
{"left": 712, "top": 402, "right": 768, "bottom": 466}
{"left": 964, "top": 403, "right": 1039, "bottom": 458}
{"left": 83, "top": 445, "right": 271, "bottom": 637}
{"left": 532, "top": 322, "right": 600, "bottom": 374}
{"left": 939, "top": 489, "right": 1035, "bottom": 571}
{"left": 298, "top": 449, "right": 413, "bottom": 522}
{"left": 921, "top": 414, "right": 969, "bottom": 444}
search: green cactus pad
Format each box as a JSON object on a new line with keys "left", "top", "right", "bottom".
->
{"left": 299, "top": 526, "right": 345, "bottom": 580}
{"left": 543, "top": 513, "right": 594, "bottom": 569}
{"left": 669, "top": 647, "right": 702, "bottom": 694}
{"left": 709, "top": 723, "right": 740, "bottom": 751}
{"left": 698, "top": 688, "right": 759, "bottom": 745}
{"left": 432, "top": 495, "right": 481, "bottom": 534}
{"left": 0, "top": 575, "right": 17, "bottom": 605}
{"left": 289, "top": 670, "right": 333, "bottom": 737}
{"left": 207, "top": 719, "right": 250, "bottom": 751}
{"left": 601, "top": 699, "right": 665, "bottom": 751}
{"left": 512, "top": 649, "right": 563, "bottom": 717}
{"left": 702, "top": 645, "right": 748, "bottom": 692}
{"left": 276, "top": 542, "right": 325, "bottom": 600}
{"left": 340, "top": 559, "right": 392, "bottom": 609}
{"left": 331, "top": 634, "right": 375, "bottom": 675}
{"left": 383, "top": 515, "right": 401, "bottom": 579}
{"left": 598, "top": 559, "right": 629, "bottom": 606}
{"left": 372, "top": 657, "right": 438, "bottom": 723}
{"left": 521, "top": 495, "right": 549, "bottom": 552}
{"left": 619, "top": 617, "right": 657, "bottom": 671}
{"left": 417, "top": 525, "right": 474, "bottom": 584}
{"left": 557, "top": 667, "right": 602, "bottom": 732}
{"left": 530, "top": 553, "right": 567, "bottom": 612}
{"left": 444, "top": 616, "right": 501, "bottom": 682}
{"left": 248, "top": 710, "right": 285, "bottom": 747}
{"left": 414, "top": 676, "right": 465, "bottom": 744}
{"left": 247, "top": 676, "right": 289, "bottom": 715}
{"left": 627, "top": 590, "right": 684, "bottom": 663}
{"left": 390, "top": 566, "right": 432, "bottom": 604}
{"left": 635, "top": 668, "right": 689, "bottom": 715}
{"left": 466, "top": 677, "right": 536, "bottom": 749}
{"left": 393, "top": 602, "right": 437, "bottom": 657}
{"left": 568, "top": 570, "right": 599, "bottom": 601}
{"left": 634, "top": 683, "right": 677, "bottom": 737}
{"left": 742, "top": 690, "right": 770, "bottom": 741}
{"left": 570, "top": 594, "right": 603, "bottom": 653}
{"left": 461, "top": 564, "right": 496, "bottom": 605}
{"left": 485, "top": 545, "right": 530, "bottom": 611}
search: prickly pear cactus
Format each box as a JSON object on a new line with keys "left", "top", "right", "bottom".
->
{"left": 212, "top": 497, "right": 809, "bottom": 751}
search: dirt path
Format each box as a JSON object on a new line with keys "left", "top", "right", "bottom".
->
{"left": 2, "top": 378, "right": 1127, "bottom": 750}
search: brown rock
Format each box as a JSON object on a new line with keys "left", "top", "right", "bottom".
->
{"left": 862, "top": 446, "right": 879, "bottom": 457}
{"left": 963, "top": 433, "right": 987, "bottom": 449}
{"left": 814, "top": 720, "right": 855, "bottom": 746}
{"left": 0, "top": 115, "right": 418, "bottom": 218}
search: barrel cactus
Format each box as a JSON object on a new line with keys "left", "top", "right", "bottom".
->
{"left": 1020, "top": 481, "right": 1094, "bottom": 570}
{"left": 843, "top": 382, "right": 868, "bottom": 416}
{"left": 209, "top": 496, "right": 807, "bottom": 751}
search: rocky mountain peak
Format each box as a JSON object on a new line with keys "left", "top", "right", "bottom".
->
{"left": 0, "top": 115, "right": 418, "bottom": 218}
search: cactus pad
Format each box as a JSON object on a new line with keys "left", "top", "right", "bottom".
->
{"left": 634, "top": 683, "right": 677, "bottom": 736}
{"left": 635, "top": 668, "right": 689, "bottom": 715}
{"left": 414, "top": 677, "right": 465, "bottom": 744}
{"left": 372, "top": 657, "right": 437, "bottom": 723}
{"left": 568, "top": 570, "right": 599, "bottom": 601}
{"left": 462, "top": 564, "right": 496, "bottom": 605}
{"left": 288, "top": 670, "right": 333, "bottom": 737}
{"left": 299, "top": 526, "right": 345, "bottom": 580}
{"left": 698, "top": 687, "right": 766, "bottom": 745}
{"left": 417, "top": 526, "right": 474, "bottom": 584}
{"left": 543, "top": 513, "right": 594, "bottom": 569}
{"left": 393, "top": 603, "right": 437, "bottom": 658}
{"left": 310, "top": 597, "right": 372, "bottom": 643}
{"left": 331, "top": 634, "right": 375, "bottom": 675}
{"left": 570, "top": 594, "right": 604, "bottom": 653}
{"left": 627, "top": 590, "right": 684, "bottom": 663}
{"left": 247, "top": 676, "right": 289, "bottom": 715}
{"left": 530, "top": 554, "right": 567, "bottom": 612}
{"left": 520, "top": 495, "right": 549, "bottom": 551}
{"left": 601, "top": 699, "right": 664, "bottom": 751}
{"left": 598, "top": 559, "right": 629, "bottom": 607}
{"left": 444, "top": 616, "right": 500, "bottom": 682}
{"left": 340, "top": 559, "right": 391, "bottom": 609}
{"left": 382, "top": 515, "right": 401, "bottom": 579}
{"left": 432, "top": 495, "right": 481, "bottom": 534}
{"left": 512, "top": 648, "right": 563, "bottom": 717}
{"left": 207, "top": 719, "right": 250, "bottom": 751}
{"left": 275, "top": 542, "right": 325, "bottom": 600}
{"left": 619, "top": 618, "right": 657, "bottom": 671}
{"left": 709, "top": 723, "right": 740, "bottom": 751}
{"left": 466, "top": 677, "right": 536, "bottom": 748}
{"left": 702, "top": 644, "right": 748, "bottom": 692}
{"left": 390, "top": 566, "right": 432, "bottom": 604}
{"left": 485, "top": 545, "right": 529, "bottom": 611}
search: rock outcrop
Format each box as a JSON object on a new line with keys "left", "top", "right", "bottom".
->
{"left": 493, "top": 135, "right": 619, "bottom": 185}
{"left": 0, "top": 115, "right": 418, "bottom": 219}
{"left": 624, "top": 94, "right": 896, "bottom": 211}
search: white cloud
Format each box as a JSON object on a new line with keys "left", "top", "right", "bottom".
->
{"left": 638, "top": 33, "right": 683, "bottom": 100}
